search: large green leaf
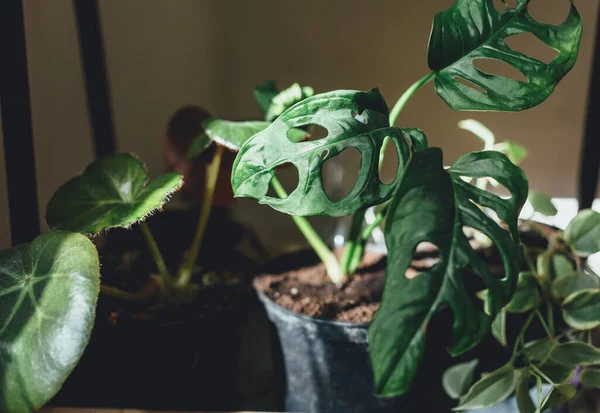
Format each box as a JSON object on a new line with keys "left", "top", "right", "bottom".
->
{"left": 565, "top": 209, "right": 600, "bottom": 257}
{"left": 0, "top": 231, "right": 100, "bottom": 412}
{"left": 442, "top": 359, "right": 479, "bottom": 399}
{"left": 454, "top": 364, "right": 517, "bottom": 411}
{"left": 562, "top": 289, "right": 600, "bottom": 330}
{"left": 428, "top": 0, "right": 582, "bottom": 111}
{"left": 46, "top": 154, "right": 182, "bottom": 235}
{"left": 369, "top": 147, "right": 527, "bottom": 396}
{"left": 550, "top": 342, "right": 600, "bottom": 366}
{"left": 232, "top": 89, "right": 425, "bottom": 217}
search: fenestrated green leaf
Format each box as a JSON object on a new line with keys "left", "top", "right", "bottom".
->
{"left": 565, "top": 209, "right": 600, "bottom": 257}
{"left": 552, "top": 271, "right": 599, "bottom": 300}
{"left": 580, "top": 367, "right": 600, "bottom": 388}
{"left": 562, "top": 289, "right": 600, "bottom": 330}
{"left": 529, "top": 191, "right": 558, "bottom": 217}
{"left": 46, "top": 154, "right": 183, "bottom": 235}
{"left": 505, "top": 271, "right": 540, "bottom": 313}
{"left": 524, "top": 338, "right": 553, "bottom": 362}
{"left": 516, "top": 369, "right": 536, "bottom": 413}
{"left": 538, "top": 363, "right": 575, "bottom": 384}
{"left": 550, "top": 341, "right": 600, "bottom": 366}
{"left": 454, "top": 364, "right": 517, "bottom": 411}
{"left": 0, "top": 231, "right": 100, "bottom": 412}
{"left": 233, "top": 89, "right": 424, "bottom": 217}
{"left": 442, "top": 359, "right": 479, "bottom": 399}
{"left": 428, "top": 0, "right": 582, "bottom": 111}
{"left": 369, "top": 148, "right": 526, "bottom": 396}
{"left": 254, "top": 79, "right": 279, "bottom": 113}
{"left": 265, "top": 82, "right": 314, "bottom": 122}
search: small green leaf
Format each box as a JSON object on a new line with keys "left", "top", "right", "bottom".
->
{"left": 454, "top": 365, "right": 517, "bottom": 411}
{"left": 492, "top": 310, "right": 507, "bottom": 347}
{"left": 497, "top": 140, "right": 528, "bottom": 165}
{"left": 529, "top": 191, "right": 558, "bottom": 217}
{"left": 506, "top": 271, "right": 540, "bottom": 313}
{"left": 541, "top": 384, "right": 576, "bottom": 411}
{"left": 0, "top": 231, "right": 100, "bottom": 412}
{"left": 552, "top": 272, "right": 599, "bottom": 299}
{"left": 524, "top": 338, "right": 553, "bottom": 362}
{"left": 442, "top": 359, "right": 479, "bottom": 399}
{"left": 46, "top": 154, "right": 183, "bottom": 235}
{"left": 265, "top": 83, "right": 314, "bottom": 122}
{"left": 187, "top": 133, "right": 212, "bottom": 159}
{"left": 515, "top": 369, "right": 536, "bottom": 413}
{"left": 254, "top": 79, "right": 279, "bottom": 113}
{"left": 538, "top": 363, "right": 575, "bottom": 384}
{"left": 562, "top": 289, "right": 600, "bottom": 330}
{"left": 580, "top": 367, "right": 600, "bottom": 388}
{"left": 550, "top": 341, "right": 600, "bottom": 366}
{"left": 565, "top": 209, "right": 600, "bottom": 257}
{"left": 552, "top": 255, "right": 575, "bottom": 279}
{"left": 428, "top": 0, "right": 583, "bottom": 111}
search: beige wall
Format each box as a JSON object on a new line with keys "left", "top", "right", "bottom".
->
{"left": 1, "top": 0, "right": 598, "bottom": 250}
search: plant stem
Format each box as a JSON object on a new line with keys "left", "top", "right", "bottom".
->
{"left": 271, "top": 176, "right": 344, "bottom": 285}
{"left": 140, "top": 222, "right": 171, "bottom": 281}
{"left": 511, "top": 310, "right": 537, "bottom": 362}
{"left": 340, "top": 209, "right": 367, "bottom": 276}
{"left": 530, "top": 363, "right": 554, "bottom": 385}
{"left": 101, "top": 282, "right": 160, "bottom": 302}
{"left": 546, "top": 301, "right": 554, "bottom": 335}
{"left": 536, "top": 310, "right": 554, "bottom": 341}
{"left": 177, "top": 145, "right": 224, "bottom": 286}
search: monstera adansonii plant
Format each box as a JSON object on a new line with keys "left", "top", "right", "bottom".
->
{"left": 230, "top": 0, "right": 583, "bottom": 406}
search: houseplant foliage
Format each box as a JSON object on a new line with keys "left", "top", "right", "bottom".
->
{"left": 0, "top": 231, "right": 100, "bottom": 412}
{"left": 443, "top": 209, "right": 600, "bottom": 412}
{"left": 231, "top": 0, "right": 582, "bottom": 407}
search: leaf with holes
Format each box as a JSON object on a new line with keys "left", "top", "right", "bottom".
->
{"left": 562, "top": 289, "right": 600, "bottom": 330}
{"left": 0, "top": 231, "right": 99, "bottom": 412}
{"left": 46, "top": 153, "right": 183, "bottom": 235}
{"left": 232, "top": 89, "right": 425, "bottom": 217}
{"left": 369, "top": 147, "right": 527, "bottom": 396}
{"left": 565, "top": 209, "right": 600, "bottom": 257}
{"left": 428, "top": 0, "right": 582, "bottom": 111}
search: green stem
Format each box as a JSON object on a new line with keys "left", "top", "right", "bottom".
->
{"left": 341, "top": 209, "right": 367, "bottom": 276}
{"left": 140, "top": 222, "right": 171, "bottom": 281}
{"left": 530, "top": 363, "right": 554, "bottom": 385}
{"left": 271, "top": 176, "right": 344, "bottom": 285}
{"left": 536, "top": 310, "right": 554, "bottom": 341}
{"left": 546, "top": 301, "right": 554, "bottom": 335}
{"left": 177, "top": 145, "right": 224, "bottom": 286}
{"left": 511, "top": 311, "right": 537, "bottom": 362}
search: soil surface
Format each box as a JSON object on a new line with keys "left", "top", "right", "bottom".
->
{"left": 256, "top": 223, "right": 554, "bottom": 323}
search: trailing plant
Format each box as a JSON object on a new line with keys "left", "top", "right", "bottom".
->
{"left": 230, "top": 0, "right": 583, "bottom": 403}
{"left": 443, "top": 208, "right": 600, "bottom": 412}
{"left": 0, "top": 231, "right": 100, "bottom": 411}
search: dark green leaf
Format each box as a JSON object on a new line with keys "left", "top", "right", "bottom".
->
{"left": 538, "top": 363, "right": 575, "bottom": 384}
{"left": 541, "top": 384, "right": 576, "bottom": 411}
{"left": 516, "top": 369, "right": 536, "bottom": 413}
{"left": 442, "top": 359, "right": 479, "bottom": 399}
{"left": 523, "top": 338, "right": 552, "bottom": 362}
{"left": 428, "top": 0, "right": 582, "bottom": 111}
{"left": 187, "top": 133, "right": 212, "bottom": 159}
{"left": 565, "top": 209, "right": 600, "bottom": 257}
{"left": 369, "top": 148, "right": 526, "bottom": 396}
{"left": 550, "top": 341, "right": 600, "bottom": 366}
{"left": 265, "top": 83, "right": 314, "bottom": 122}
{"left": 0, "top": 231, "right": 100, "bottom": 412}
{"left": 46, "top": 154, "right": 182, "bottom": 235}
{"left": 454, "top": 364, "right": 517, "bottom": 410}
{"left": 580, "top": 367, "right": 600, "bottom": 388}
{"left": 492, "top": 310, "right": 507, "bottom": 347}
{"left": 506, "top": 271, "right": 540, "bottom": 313}
{"left": 254, "top": 79, "right": 279, "bottom": 113}
{"left": 562, "top": 289, "right": 600, "bottom": 330}
{"left": 552, "top": 272, "right": 599, "bottom": 299}
{"left": 529, "top": 191, "right": 558, "bottom": 217}
{"left": 233, "top": 89, "right": 421, "bottom": 217}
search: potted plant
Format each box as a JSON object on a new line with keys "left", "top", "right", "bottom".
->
{"left": 0, "top": 230, "right": 100, "bottom": 412}
{"left": 230, "top": 0, "right": 584, "bottom": 412}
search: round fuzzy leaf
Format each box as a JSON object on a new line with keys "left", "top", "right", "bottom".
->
{"left": 523, "top": 338, "right": 552, "bottom": 362}
{"left": 369, "top": 148, "right": 527, "bottom": 396}
{"left": 442, "top": 359, "right": 479, "bottom": 399}
{"left": 552, "top": 271, "right": 599, "bottom": 300}
{"left": 529, "top": 191, "right": 558, "bottom": 217}
{"left": 565, "top": 209, "right": 600, "bottom": 257}
{"left": 455, "top": 365, "right": 517, "bottom": 411}
{"left": 580, "top": 367, "right": 600, "bottom": 388}
{"left": 505, "top": 271, "right": 540, "bottom": 313}
{"left": 46, "top": 154, "right": 183, "bottom": 235}
{"left": 0, "top": 231, "right": 100, "bottom": 412}
{"left": 233, "top": 89, "right": 425, "bottom": 217}
{"left": 550, "top": 342, "right": 600, "bottom": 366}
{"left": 428, "top": 0, "right": 582, "bottom": 111}
{"left": 562, "top": 289, "right": 600, "bottom": 330}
